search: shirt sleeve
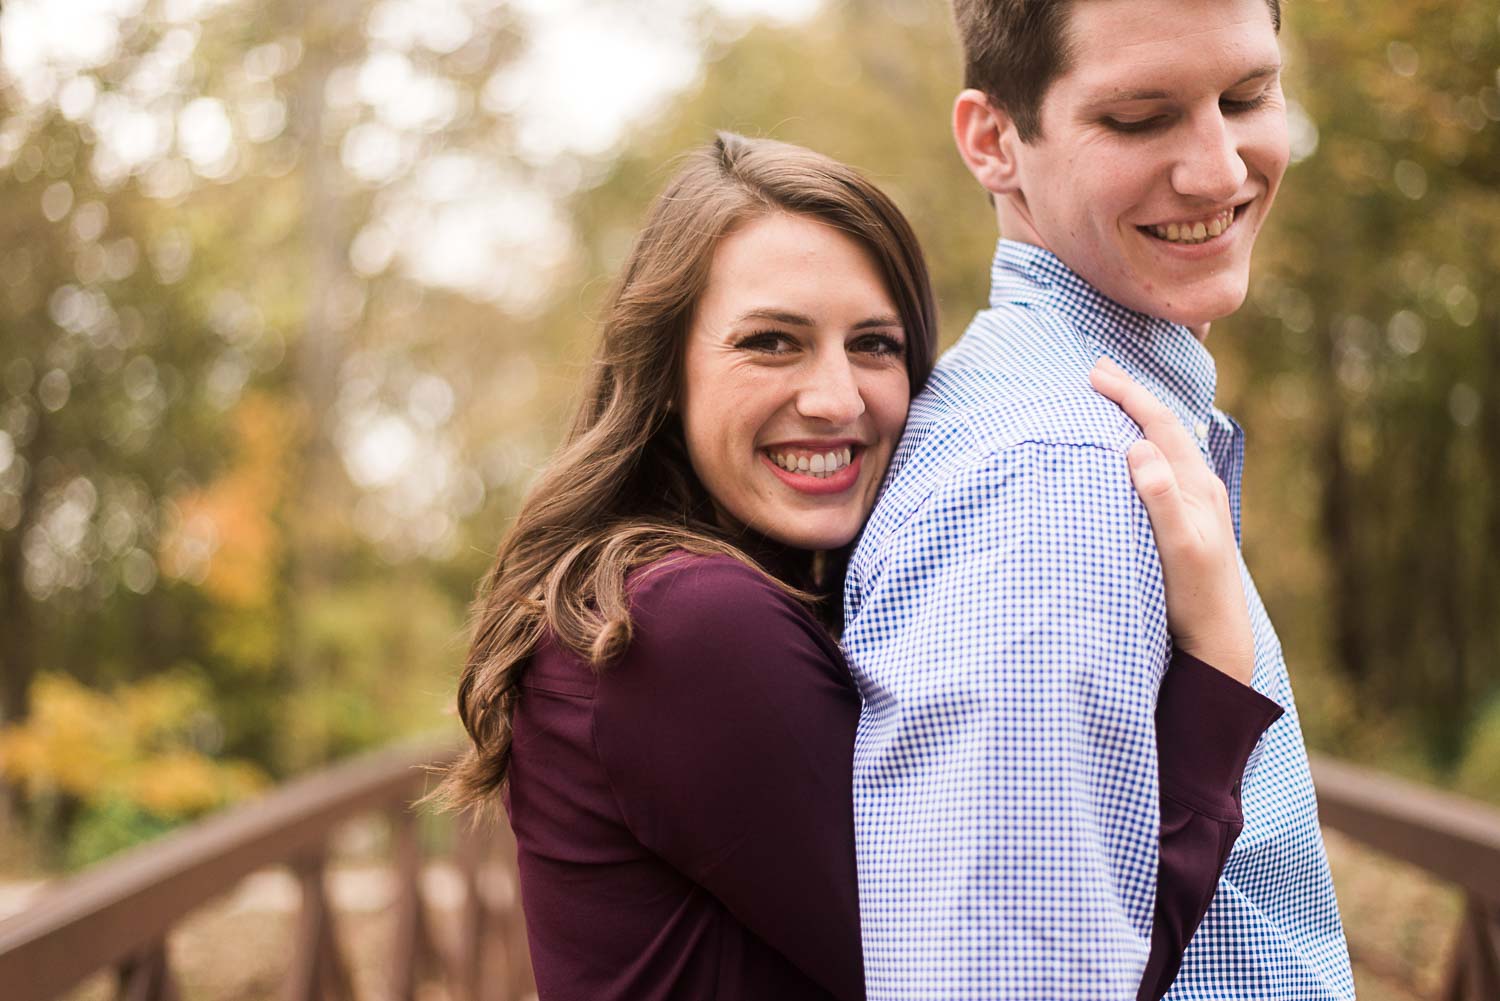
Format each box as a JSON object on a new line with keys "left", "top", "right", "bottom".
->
{"left": 845, "top": 441, "right": 1176, "bottom": 999}
{"left": 591, "top": 555, "right": 864, "bottom": 1001}
{"left": 1139, "top": 651, "right": 1286, "bottom": 1001}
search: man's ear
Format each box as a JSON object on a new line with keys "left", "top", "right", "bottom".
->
{"left": 953, "top": 89, "right": 1023, "bottom": 196}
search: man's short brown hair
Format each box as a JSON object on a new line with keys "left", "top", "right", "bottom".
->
{"left": 952, "top": 0, "right": 1283, "bottom": 142}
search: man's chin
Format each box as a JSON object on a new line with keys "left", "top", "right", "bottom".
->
{"left": 1113, "top": 274, "right": 1249, "bottom": 330}
{"left": 1160, "top": 289, "right": 1248, "bottom": 329}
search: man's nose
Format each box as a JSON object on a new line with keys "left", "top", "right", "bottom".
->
{"left": 1171, "top": 111, "right": 1248, "bottom": 203}
{"left": 795, "top": 352, "right": 866, "bottom": 425}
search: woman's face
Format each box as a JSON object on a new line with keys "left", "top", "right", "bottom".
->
{"left": 679, "top": 212, "right": 910, "bottom": 551}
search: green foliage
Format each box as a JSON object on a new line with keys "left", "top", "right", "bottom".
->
{"left": 274, "top": 574, "right": 462, "bottom": 773}
{"left": 0, "top": 0, "right": 518, "bottom": 866}
{"left": 1457, "top": 697, "right": 1500, "bottom": 802}
{"left": 1222, "top": 0, "right": 1500, "bottom": 769}
{"left": 65, "top": 798, "right": 181, "bottom": 870}
{"left": 0, "top": 671, "right": 268, "bottom": 865}
{"left": 2, "top": 0, "right": 1498, "bottom": 876}
{"left": 0, "top": 672, "right": 266, "bottom": 809}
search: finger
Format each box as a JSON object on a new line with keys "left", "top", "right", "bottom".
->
{"left": 1090, "top": 358, "right": 1213, "bottom": 487}
{"left": 1125, "top": 440, "right": 1197, "bottom": 553}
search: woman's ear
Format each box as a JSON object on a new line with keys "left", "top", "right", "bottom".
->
{"left": 953, "top": 89, "right": 1024, "bottom": 196}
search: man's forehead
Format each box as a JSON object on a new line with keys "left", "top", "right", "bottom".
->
{"left": 1056, "top": 0, "right": 1282, "bottom": 99}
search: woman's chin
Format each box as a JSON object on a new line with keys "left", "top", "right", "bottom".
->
{"left": 756, "top": 520, "right": 861, "bottom": 553}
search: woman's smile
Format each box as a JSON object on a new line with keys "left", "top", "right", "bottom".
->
{"left": 762, "top": 441, "right": 864, "bottom": 495}
{"left": 678, "top": 211, "right": 910, "bottom": 551}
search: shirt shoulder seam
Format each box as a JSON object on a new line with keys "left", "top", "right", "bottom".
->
{"left": 868, "top": 435, "right": 1135, "bottom": 561}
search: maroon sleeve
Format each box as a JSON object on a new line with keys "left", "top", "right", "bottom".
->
{"left": 1138, "top": 650, "right": 1286, "bottom": 1001}
{"left": 591, "top": 556, "right": 864, "bottom": 1001}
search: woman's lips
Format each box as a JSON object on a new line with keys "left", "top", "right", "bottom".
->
{"left": 761, "top": 448, "right": 864, "bottom": 495}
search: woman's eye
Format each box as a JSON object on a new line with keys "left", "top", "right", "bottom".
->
{"left": 736, "top": 330, "right": 798, "bottom": 354}
{"left": 851, "top": 333, "right": 905, "bottom": 357}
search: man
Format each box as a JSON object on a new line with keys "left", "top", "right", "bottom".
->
{"left": 842, "top": 0, "right": 1356, "bottom": 998}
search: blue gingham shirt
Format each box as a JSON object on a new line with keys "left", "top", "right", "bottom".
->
{"left": 844, "top": 241, "right": 1355, "bottom": 999}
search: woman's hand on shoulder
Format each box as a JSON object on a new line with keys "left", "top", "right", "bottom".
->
{"left": 1089, "top": 357, "right": 1256, "bottom": 686}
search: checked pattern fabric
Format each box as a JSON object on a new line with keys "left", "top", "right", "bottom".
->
{"left": 843, "top": 240, "right": 1356, "bottom": 1000}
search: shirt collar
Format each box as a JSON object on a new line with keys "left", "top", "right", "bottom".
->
{"left": 988, "top": 239, "right": 1221, "bottom": 433}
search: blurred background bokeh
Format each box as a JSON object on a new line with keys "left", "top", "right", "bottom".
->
{"left": 0, "top": 0, "right": 1496, "bottom": 995}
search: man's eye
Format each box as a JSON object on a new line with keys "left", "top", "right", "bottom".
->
{"left": 1103, "top": 116, "right": 1167, "bottom": 134}
{"left": 1222, "top": 91, "right": 1272, "bottom": 114}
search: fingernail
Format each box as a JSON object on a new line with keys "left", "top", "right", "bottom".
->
{"left": 1096, "top": 356, "right": 1125, "bottom": 376}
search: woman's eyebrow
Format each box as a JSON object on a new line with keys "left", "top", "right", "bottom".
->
{"left": 732, "top": 307, "right": 816, "bottom": 327}
{"left": 730, "top": 309, "right": 902, "bottom": 330}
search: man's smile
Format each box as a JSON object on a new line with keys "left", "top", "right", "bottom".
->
{"left": 1140, "top": 205, "right": 1243, "bottom": 245}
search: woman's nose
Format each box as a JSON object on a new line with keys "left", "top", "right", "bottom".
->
{"left": 794, "top": 354, "right": 866, "bottom": 425}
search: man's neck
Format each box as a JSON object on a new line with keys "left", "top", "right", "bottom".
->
{"left": 991, "top": 226, "right": 1214, "bottom": 344}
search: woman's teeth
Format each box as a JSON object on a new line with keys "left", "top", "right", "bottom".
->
{"left": 769, "top": 447, "right": 854, "bottom": 478}
{"left": 1149, "top": 208, "right": 1235, "bottom": 245}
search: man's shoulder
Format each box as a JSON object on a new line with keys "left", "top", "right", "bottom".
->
{"left": 865, "top": 303, "right": 1142, "bottom": 536}
{"left": 923, "top": 301, "right": 1138, "bottom": 446}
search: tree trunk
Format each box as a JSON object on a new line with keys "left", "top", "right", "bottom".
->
{"left": 1318, "top": 347, "right": 1370, "bottom": 692}
{"left": 0, "top": 413, "right": 46, "bottom": 826}
{"left": 282, "top": 0, "right": 360, "bottom": 766}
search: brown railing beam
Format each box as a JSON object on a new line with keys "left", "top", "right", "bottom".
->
{"left": 0, "top": 739, "right": 456, "bottom": 1001}
{"left": 1310, "top": 755, "right": 1500, "bottom": 907}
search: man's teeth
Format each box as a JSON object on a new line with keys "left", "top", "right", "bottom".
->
{"left": 1149, "top": 208, "right": 1235, "bottom": 245}
{"left": 770, "top": 447, "right": 854, "bottom": 478}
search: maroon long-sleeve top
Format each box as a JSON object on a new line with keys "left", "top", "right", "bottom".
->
{"left": 505, "top": 554, "right": 1282, "bottom": 1001}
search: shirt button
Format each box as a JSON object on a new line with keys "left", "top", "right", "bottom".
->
{"left": 1194, "top": 421, "right": 1210, "bottom": 442}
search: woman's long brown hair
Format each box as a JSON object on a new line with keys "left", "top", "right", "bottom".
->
{"left": 435, "top": 133, "right": 937, "bottom": 812}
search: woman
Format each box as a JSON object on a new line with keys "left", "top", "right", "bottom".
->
{"left": 438, "top": 134, "right": 1280, "bottom": 1001}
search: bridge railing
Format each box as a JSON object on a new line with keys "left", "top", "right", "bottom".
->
{"left": 1311, "top": 754, "right": 1500, "bottom": 1000}
{"left": 0, "top": 737, "right": 533, "bottom": 1001}
{"left": 4, "top": 746, "right": 1499, "bottom": 1001}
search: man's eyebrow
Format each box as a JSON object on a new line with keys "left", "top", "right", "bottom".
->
{"left": 1228, "top": 63, "right": 1283, "bottom": 88}
{"left": 732, "top": 308, "right": 903, "bottom": 330}
{"left": 1084, "top": 63, "right": 1283, "bottom": 107}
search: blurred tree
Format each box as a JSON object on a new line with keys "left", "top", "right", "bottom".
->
{"left": 1225, "top": 0, "right": 1500, "bottom": 766}
{"left": 553, "top": 1, "right": 992, "bottom": 355}
{"left": 0, "top": 671, "right": 266, "bottom": 865}
{"left": 3, "top": 0, "right": 1498, "bottom": 865}
{"left": 0, "top": 0, "right": 783, "bottom": 860}
{"left": 0, "top": 25, "right": 229, "bottom": 736}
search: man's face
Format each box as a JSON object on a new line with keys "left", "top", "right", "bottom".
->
{"left": 1008, "top": 0, "right": 1289, "bottom": 327}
